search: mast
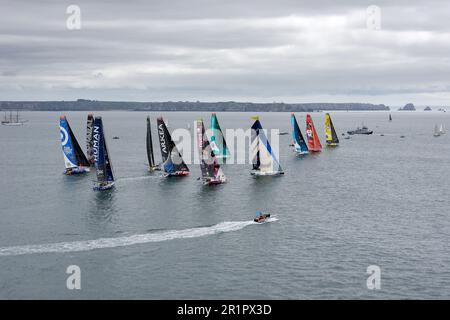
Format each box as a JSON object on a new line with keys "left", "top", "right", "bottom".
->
{"left": 251, "top": 117, "right": 261, "bottom": 171}
{"left": 146, "top": 116, "right": 156, "bottom": 168}
{"left": 86, "top": 114, "right": 94, "bottom": 165}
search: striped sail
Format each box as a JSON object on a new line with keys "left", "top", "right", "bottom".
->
{"left": 251, "top": 117, "right": 283, "bottom": 175}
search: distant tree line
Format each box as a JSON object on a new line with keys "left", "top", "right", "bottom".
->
{"left": 0, "top": 100, "right": 390, "bottom": 112}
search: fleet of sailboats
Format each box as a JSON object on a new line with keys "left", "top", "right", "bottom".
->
{"left": 196, "top": 119, "right": 226, "bottom": 185}
{"left": 64, "top": 112, "right": 450, "bottom": 191}
{"left": 250, "top": 117, "right": 284, "bottom": 176}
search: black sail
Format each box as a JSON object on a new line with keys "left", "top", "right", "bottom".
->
{"left": 67, "top": 121, "right": 90, "bottom": 167}
{"left": 156, "top": 117, "right": 189, "bottom": 173}
{"left": 330, "top": 117, "right": 339, "bottom": 144}
{"left": 146, "top": 116, "right": 156, "bottom": 168}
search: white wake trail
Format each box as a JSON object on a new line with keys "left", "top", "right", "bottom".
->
{"left": 0, "top": 219, "right": 277, "bottom": 257}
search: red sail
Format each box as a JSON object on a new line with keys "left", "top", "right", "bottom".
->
{"left": 306, "top": 114, "right": 322, "bottom": 152}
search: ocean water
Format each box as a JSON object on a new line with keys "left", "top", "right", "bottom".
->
{"left": 0, "top": 111, "right": 449, "bottom": 299}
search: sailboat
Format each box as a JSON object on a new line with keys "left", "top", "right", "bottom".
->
{"left": 290, "top": 113, "right": 309, "bottom": 155}
{"left": 59, "top": 115, "right": 90, "bottom": 175}
{"left": 439, "top": 124, "right": 445, "bottom": 135}
{"left": 324, "top": 113, "right": 339, "bottom": 147}
{"left": 305, "top": 114, "right": 322, "bottom": 152}
{"left": 86, "top": 114, "right": 95, "bottom": 166}
{"left": 250, "top": 117, "right": 284, "bottom": 176}
{"left": 92, "top": 116, "right": 115, "bottom": 190}
{"left": 157, "top": 117, "right": 190, "bottom": 177}
{"left": 146, "top": 116, "right": 161, "bottom": 171}
{"left": 1, "top": 110, "right": 27, "bottom": 126}
{"left": 434, "top": 124, "right": 441, "bottom": 137}
{"left": 196, "top": 119, "right": 226, "bottom": 185}
{"left": 210, "top": 113, "right": 230, "bottom": 160}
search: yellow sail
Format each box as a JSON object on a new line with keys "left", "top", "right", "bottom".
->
{"left": 325, "top": 113, "right": 333, "bottom": 142}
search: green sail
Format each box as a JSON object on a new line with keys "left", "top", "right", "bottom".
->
{"left": 210, "top": 113, "right": 230, "bottom": 160}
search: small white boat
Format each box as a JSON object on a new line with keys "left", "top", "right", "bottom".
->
{"left": 434, "top": 124, "right": 441, "bottom": 137}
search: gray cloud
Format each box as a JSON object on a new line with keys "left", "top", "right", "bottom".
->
{"left": 1, "top": 0, "right": 450, "bottom": 106}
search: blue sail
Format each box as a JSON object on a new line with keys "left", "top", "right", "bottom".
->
{"left": 93, "top": 117, "right": 114, "bottom": 187}
{"left": 60, "top": 116, "right": 78, "bottom": 168}
{"left": 291, "top": 114, "right": 309, "bottom": 154}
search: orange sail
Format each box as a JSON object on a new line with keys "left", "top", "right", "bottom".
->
{"left": 306, "top": 114, "right": 322, "bottom": 152}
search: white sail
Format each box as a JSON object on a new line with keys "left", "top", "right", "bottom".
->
{"left": 258, "top": 134, "right": 279, "bottom": 173}
{"left": 251, "top": 118, "right": 283, "bottom": 175}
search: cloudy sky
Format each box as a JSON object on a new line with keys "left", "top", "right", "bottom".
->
{"left": 1, "top": 0, "right": 450, "bottom": 106}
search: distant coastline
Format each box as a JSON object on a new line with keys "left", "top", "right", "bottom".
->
{"left": 0, "top": 100, "right": 390, "bottom": 112}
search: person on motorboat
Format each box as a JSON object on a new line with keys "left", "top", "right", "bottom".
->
{"left": 254, "top": 211, "right": 270, "bottom": 223}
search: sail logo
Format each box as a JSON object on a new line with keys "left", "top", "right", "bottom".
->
{"left": 306, "top": 129, "right": 313, "bottom": 138}
{"left": 158, "top": 124, "right": 167, "bottom": 154}
{"left": 63, "top": 146, "right": 73, "bottom": 155}
{"left": 92, "top": 125, "right": 100, "bottom": 162}
{"left": 60, "top": 126, "right": 69, "bottom": 145}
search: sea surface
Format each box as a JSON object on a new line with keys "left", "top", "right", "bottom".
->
{"left": 0, "top": 111, "right": 449, "bottom": 299}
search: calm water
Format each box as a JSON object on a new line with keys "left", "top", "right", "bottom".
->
{"left": 0, "top": 111, "right": 449, "bottom": 299}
